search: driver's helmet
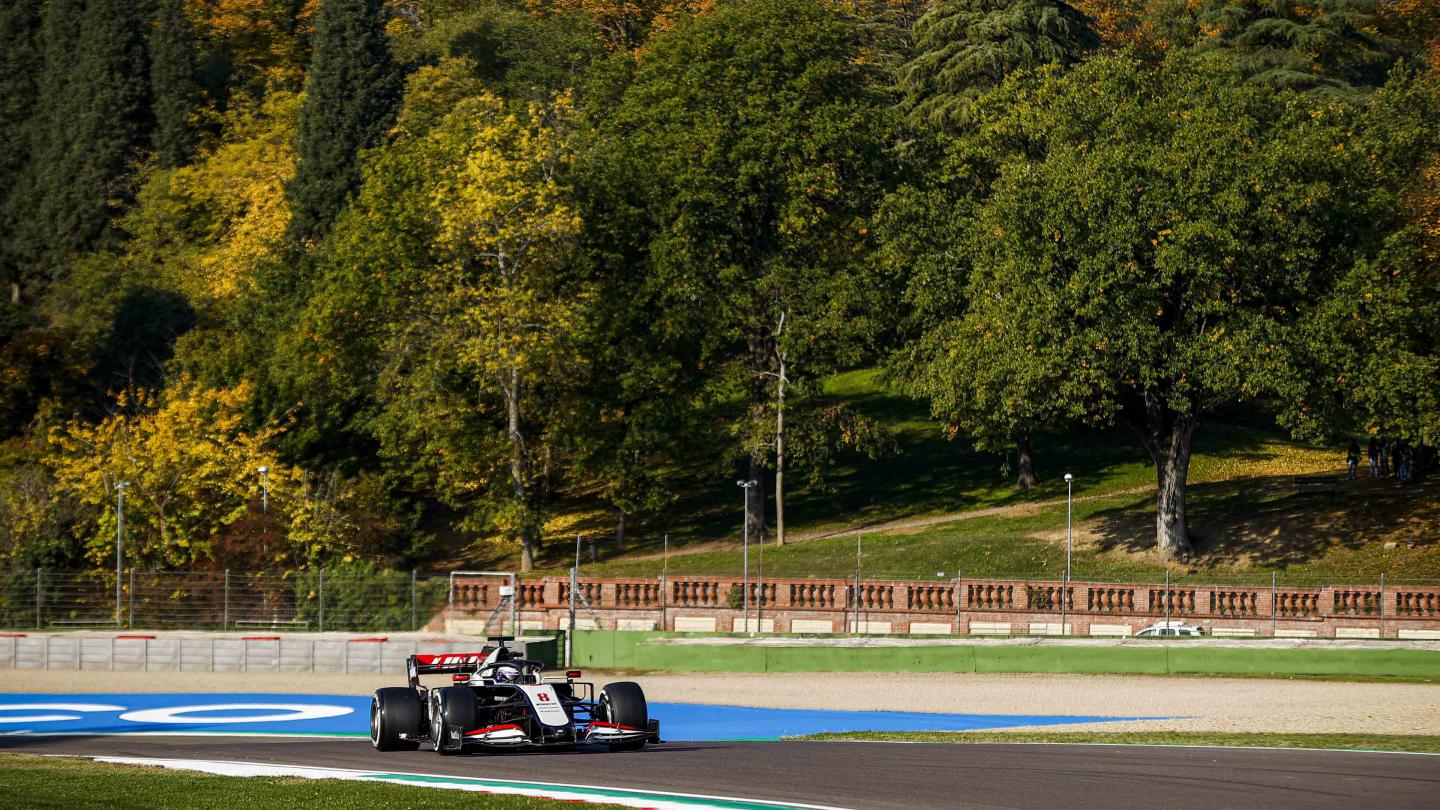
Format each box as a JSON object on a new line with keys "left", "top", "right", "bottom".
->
{"left": 491, "top": 667, "right": 517, "bottom": 684}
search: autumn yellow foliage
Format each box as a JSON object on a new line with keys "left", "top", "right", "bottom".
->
{"left": 186, "top": 0, "right": 318, "bottom": 90}
{"left": 125, "top": 92, "right": 300, "bottom": 308}
{"left": 525, "top": 0, "right": 714, "bottom": 49}
{"left": 46, "top": 380, "right": 291, "bottom": 569}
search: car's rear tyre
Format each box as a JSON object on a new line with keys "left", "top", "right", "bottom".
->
{"left": 598, "top": 682, "right": 648, "bottom": 752}
{"left": 371, "top": 687, "right": 422, "bottom": 751}
{"left": 430, "top": 686, "right": 477, "bottom": 755}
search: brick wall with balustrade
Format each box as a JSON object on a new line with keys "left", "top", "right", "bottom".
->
{"left": 440, "top": 573, "right": 1440, "bottom": 639}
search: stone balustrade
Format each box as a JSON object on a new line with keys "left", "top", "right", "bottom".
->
{"left": 443, "top": 573, "right": 1440, "bottom": 638}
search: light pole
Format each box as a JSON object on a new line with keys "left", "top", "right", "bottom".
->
{"left": 115, "top": 481, "right": 129, "bottom": 627}
{"left": 737, "top": 479, "right": 757, "bottom": 633}
{"left": 1063, "top": 473, "right": 1073, "bottom": 636}
{"left": 257, "top": 466, "right": 270, "bottom": 513}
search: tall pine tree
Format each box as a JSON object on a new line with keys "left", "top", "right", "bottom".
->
{"left": 0, "top": 0, "right": 43, "bottom": 303}
{"left": 285, "top": 0, "right": 399, "bottom": 244}
{"left": 1193, "top": 0, "right": 1399, "bottom": 98}
{"left": 26, "top": 0, "right": 151, "bottom": 278}
{"left": 902, "top": 0, "right": 1099, "bottom": 130}
{"left": 149, "top": 0, "right": 198, "bottom": 170}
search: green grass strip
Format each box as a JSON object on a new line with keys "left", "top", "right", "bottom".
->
{"left": 789, "top": 731, "right": 1440, "bottom": 753}
{"left": 0, "top": 754, "right": 612, "bottom": 809}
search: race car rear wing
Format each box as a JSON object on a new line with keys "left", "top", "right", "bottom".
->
{"left": 407, "top": 650, "right": 496, "bottom": 688}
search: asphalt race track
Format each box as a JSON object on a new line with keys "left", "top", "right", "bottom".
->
{"left": 4, "top": 734, "right": 1437, "bottom": 809}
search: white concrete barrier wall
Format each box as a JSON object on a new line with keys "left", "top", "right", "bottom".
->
{"left": 0, "top": 636, "right": 552, "bottom": 673}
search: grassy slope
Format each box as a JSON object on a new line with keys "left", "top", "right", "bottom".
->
{"left": 790, "top": 731, "right": 1440, "bottom": 753}
{"left": 520, "top": 369, "right": 1440, "bottom": 583}
{"left": 0, "top": 754, "right": 612, "bottom": 810}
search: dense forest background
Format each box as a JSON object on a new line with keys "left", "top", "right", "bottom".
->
{"left": 1, "top": 0, "right": 1437, "bottom": 574}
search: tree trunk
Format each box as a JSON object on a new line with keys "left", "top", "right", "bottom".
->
{"left": 1135, "top": 398, "right": 1196, "bottom": 561}
{"left": 614, "top": 508, "right": 625, "bottom": 552}
{"left": 8, "top": 281, "right": 18, "bottom": 305}
{"left": 506, "top": 367, "right": 535, "bottom": 572}
{"left": 1154, "top": 437, "right": 1193, "bottom": 560}
{"left": 1015, "top": 433, "right": 1037, "bottom": 492}
{"left": 743, "top": 331, "right": 771, "bottom": 542}
{"left": 774, "top": 359, "right": 786, "bottom": 546}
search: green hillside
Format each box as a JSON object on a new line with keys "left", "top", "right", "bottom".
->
{"left": 520, "top": 369, "right": 1439, "bottom": 583}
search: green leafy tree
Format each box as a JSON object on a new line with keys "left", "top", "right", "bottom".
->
{"left": 1302, "top": 70, "right": 1440, "bottom": 445}
{"left": 939, "top": 54, "right": 1365, "bottom": 558}
{"left": 891, "top": 0, "right": 1097, "bottom": 490}
{"left": 285, "top": 0, "right": 399, "bottom": 243}
{"left": 398, "top": 0, "right": 606, "bottom": 99}
{"left": 605, "top": 0, "right": 896, "bottom": 544}
{"left": 301, "top": 82, "right": 587, "bottom": 571}
{"left": 902, "top": 0, "right": 1099, "bottom": 131}
{"left": 150, "top": 0, "right": 199, "bottom": 169}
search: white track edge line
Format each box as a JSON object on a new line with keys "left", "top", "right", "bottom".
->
{"left": 73, "top": 755, "right": 856, "bottom": 810}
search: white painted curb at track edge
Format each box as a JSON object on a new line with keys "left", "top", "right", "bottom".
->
{"left": 81, "top": 756, "right": 857, "bottom": 810}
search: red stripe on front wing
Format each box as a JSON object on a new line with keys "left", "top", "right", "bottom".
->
{"left": 464, "top": 723, "right": 522, "bottom": 736}
{"left": 587, "top": 721, "right": 643, "bottom": 732}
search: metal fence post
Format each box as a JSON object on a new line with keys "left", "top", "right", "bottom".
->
{"left": 411, "top": 569, "right": 418, "bottom": 632}
{"left": 565, "top": 566, "right": 577, "bottom": 668}
{"left": 128, "top": 569, "right": 135, "bottom": 629}
{"left": 35, "top": 568, "right": 42, "bottom": 630}
{"left": 318, "top": 570, "right": 325, "bottom": 632}
{"left": 223, "top": 569, "right": 230, "bottom": 630}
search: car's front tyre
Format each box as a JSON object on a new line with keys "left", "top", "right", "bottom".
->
{"left": 598, "top": 682, "right": 648, "bottom": 752}
{"left": 371, "top": 687, "right": 422, "bottom": 751}
{"left": 430, "top": 686, "right": 477, "bottom": 755}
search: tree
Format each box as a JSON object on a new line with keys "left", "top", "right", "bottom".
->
{"left": 524, "top": 0, "right": 713, "bottom": 51}
{"left": 939, "top": 54, "right": 1364, "bottom": 558}
{"left": 891, "top": 0, "right": 1097, "bottom": 491}
{"left": 421, "top": 92, "right": 585, "bottom": 571}
{"left": 46, "top": 380, "right": 295, "bottom": 569}
{"left": 1302, "top": 70, "right": 1440, "bottom": 448}
{"left": 0, "top": 0, "right": 43, "bottom": 304}
{"left": 24, "top": 0, "right": 152, "bottom": 277}
{"left": 285, "top": 0, "right": 399, "bottom": 243}
{"left": 901, "top": 0, "right": 1099, "bottom": 131}
{"left": 307, "top": 84, "right": 588, "bottom": 571}
{"left": 150, "top": 0, "right": 200, "bottom": 169}
{"left": 187, "top": 0, "right": 318, "bottom": 104}
{"left": 124, "top": 91, "right": 302, "bottom": 311}
{"left": 1192, "top": 0, "right": 1399, "bottom": 97}
{"left": 606, "top": 0, "right": 895, "bottom": 544}
{"left": 401, "top": 2, "right": 605, "bottom": 103}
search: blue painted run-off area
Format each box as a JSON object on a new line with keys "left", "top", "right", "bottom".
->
{"left": 0, "top": 694, "right": 1160, "bottom": 741}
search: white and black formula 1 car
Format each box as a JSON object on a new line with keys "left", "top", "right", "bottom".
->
{"left": 370, "top": 636, "right": 658, "bottom": 754}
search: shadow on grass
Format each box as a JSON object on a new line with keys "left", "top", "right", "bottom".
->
{"left": 1089, "top": 474, "right": 1440, "bottom": 579}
